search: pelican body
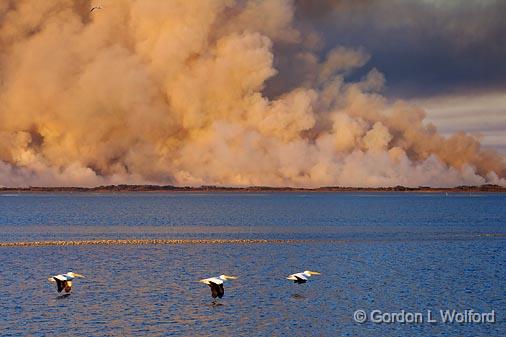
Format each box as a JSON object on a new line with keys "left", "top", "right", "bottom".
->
{"left": 48, "top": 272, "right": 84, "bottom": 293}
{"left": 287, "top": 270, "right": 320, "bottom": 284}
{"left": 199, "top": 275, "right": 237, "bottom": 299}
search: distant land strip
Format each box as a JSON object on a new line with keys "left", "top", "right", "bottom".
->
{"left": 0, "top": 239, "right": 327, "bottom": 247}
{"left": 1, "top": 184, "right": 505, "bottom": 193}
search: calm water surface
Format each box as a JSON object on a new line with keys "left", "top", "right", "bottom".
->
{"left": 0, "top": 192, "right": 505, "bottom": 336}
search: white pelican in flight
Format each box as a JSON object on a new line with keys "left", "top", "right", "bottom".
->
{"left": 48, "top": 272, "right": 85, "bottom": 293}
{"left": 199, "top": 275, "right": 237, "bottom": 301}
{"left": 287, "top": 270, "right": 320, "bottom": 284}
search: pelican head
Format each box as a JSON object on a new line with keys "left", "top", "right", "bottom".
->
{"left": 219, "top": 275, "right": 238, "bottom": 281}
{"left": 304, "top": 271, "right": 321, "bottom": 276}
{"left": 67, "top": 272, "right": 85, "bottom": 278}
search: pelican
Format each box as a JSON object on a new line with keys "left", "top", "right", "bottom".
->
{"left": 90, "top": 5, "right": 102, "bottom": 13}
{"left": 48, "top": 272, "right": 85, "bottom": 293}
{"left": 287, "top": 270, "right": 320, "bottom": 284}
{"left": 199, "top": 275, "right": 237, "bottom": 301}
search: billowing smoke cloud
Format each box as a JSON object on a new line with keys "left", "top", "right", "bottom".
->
{"left": 0, "top": 0, "right": 504, "bottom": 187}
{"left": 295, "top": 0, "right": 506, "bottom": 97}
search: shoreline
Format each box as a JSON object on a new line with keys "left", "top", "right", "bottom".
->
{"left": 1, "top": 184, "right": 505, "bottom": 193}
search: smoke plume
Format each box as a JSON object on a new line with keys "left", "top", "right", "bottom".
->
{"left": 0, "top": 0, "right": 504, "bottom": 187}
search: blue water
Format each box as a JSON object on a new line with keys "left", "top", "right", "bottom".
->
{"left": 0, "top": 192, "right": 505, "bottom": 336}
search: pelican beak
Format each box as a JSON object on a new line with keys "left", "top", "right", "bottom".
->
{"left": 74, "top": 273, "right": 85, "bottom": 278}
{"left": 307, "top": 271, "right": 321, "bottom": 275}
{"left": 223, "top": 275, "right": 238, "bottom": 280}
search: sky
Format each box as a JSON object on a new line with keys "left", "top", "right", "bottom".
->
{"left": 295, "top": 0, "right": 506, "bottom": 96}
{"left": 0, "top": 0, "right": 504, "bottom": 187}
{"left": 292, "top": 0, "right": 506, "bottom": 153}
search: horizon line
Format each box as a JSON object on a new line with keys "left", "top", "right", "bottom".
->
{"left": 1, "top": 183, "right": 505, "bottom": 192}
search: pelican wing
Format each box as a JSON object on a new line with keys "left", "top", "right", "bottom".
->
{"left": 293, "top": 275, "right": 307, "bottom": 284}
{"left": 217, "top": 283, "right": 224, "bottom": 298}
{"left": 287, "top": 273, "right": 308, "bottom": 284}
{"left": 209, "top": 281, "right": 222, "bottom": 298}
{"left": 54, "top": 274, "right": 68, "bottom": 281}
{"left": 53, "top": 277, "right": 65, "bottom": 292}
